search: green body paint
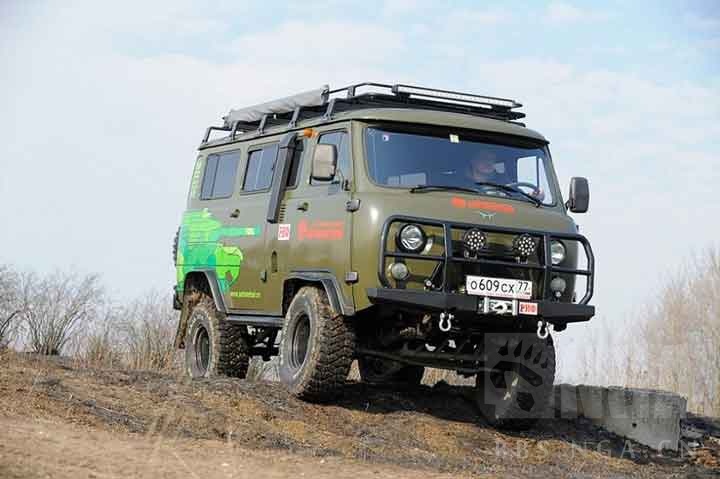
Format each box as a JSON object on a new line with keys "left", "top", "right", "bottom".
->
{"left": 176, "top": 209, "right": 260, "bottom": 293}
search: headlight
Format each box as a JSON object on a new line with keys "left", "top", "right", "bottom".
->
{"left": 397, "top": 224, "right": 426, "bottom": 252}
{"left": 551, "top": 240, "right": 566, "bottom": 265}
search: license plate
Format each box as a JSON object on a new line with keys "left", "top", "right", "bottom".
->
{"left": 466, "top": 275, "right": 533, "bottom": 300}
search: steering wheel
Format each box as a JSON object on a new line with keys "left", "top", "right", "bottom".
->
{"left": 507, "top": 182, "right": 545, "bottom": 201}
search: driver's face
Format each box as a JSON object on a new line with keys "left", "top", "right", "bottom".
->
{"left": 469, "top": 155, "right": 496, "bottom": 181}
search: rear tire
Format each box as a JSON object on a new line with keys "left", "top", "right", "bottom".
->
{"left": 278, "top": 286, "right": 355, "bottom": 401}
{"left": 185, "top": 294, "right": 250, "bottom": 379}
{"left": 475, "top": 333, "right": 555, "bottom": 429}
{"left": 357, "top": 357, "right": 424, "bottom": 386}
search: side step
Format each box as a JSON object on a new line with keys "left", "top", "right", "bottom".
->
{"left": 226, "top": 314, "right": 283, "bottom": 328}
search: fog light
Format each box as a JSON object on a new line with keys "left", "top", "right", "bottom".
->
{"left": 513, "top": 234, "right": 536, "bottom": 257}
{"left": 389, "top": 262, "right": 410, "bottom": 281}
{"left": 463, "top": 228, "right": 487, "bottom": 254}
{"left": 550, "top": 276, "right": 567, "bottom": 298}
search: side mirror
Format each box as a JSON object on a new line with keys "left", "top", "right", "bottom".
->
{"left": 567, "top": 177, "right": 590, "bottom": 213}
{"left": 311, "top": 144, "right": 337, "bottom": 181}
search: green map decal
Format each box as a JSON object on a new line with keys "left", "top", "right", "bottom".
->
{"left": 176, "top": 209, "right": 260, "bottom": 292}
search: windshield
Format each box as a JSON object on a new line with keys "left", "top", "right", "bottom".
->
{"left": 365, "top": 126, "right": 557, "bottom": 206}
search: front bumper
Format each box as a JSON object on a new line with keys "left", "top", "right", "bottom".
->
{"left": 366, "top": 287, "right": 595, "bottom": 324}
{"left": 373, "top": 215, "right": 596, "bottom": 327}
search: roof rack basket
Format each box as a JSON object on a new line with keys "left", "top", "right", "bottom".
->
{"left": 203, "top": 82, "right": 524, "bottom": 144}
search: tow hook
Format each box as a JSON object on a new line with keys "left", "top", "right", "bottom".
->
{"left": 537, "top": 320, "right": 553, "bottom": 339}
{"left": 439, "top": 312, "right": 454, "bottom": 332}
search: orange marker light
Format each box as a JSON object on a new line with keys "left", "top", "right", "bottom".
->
{"left": 302, "top": 128, "right": 315, "bottom": 138}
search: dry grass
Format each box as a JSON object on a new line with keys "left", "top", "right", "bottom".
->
{"left": 4, "top": 350, "right": 713, "bottom": 478}
{"left": 579, "top": 247, "right": 720, "bottom": 416}
{"left": 0, "top": 265, "right": 24, "bottom": 347}
{"left": 71, "top": 291, "right": 180, "bottom": 373}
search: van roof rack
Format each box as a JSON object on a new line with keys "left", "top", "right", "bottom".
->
{"left": 203, "top": 82, "right": 525, "bottom": 144}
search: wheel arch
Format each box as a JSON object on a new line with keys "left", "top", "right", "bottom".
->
{"left": 282, "top": 271, "right": 355, "bottom": 318}
{"left": 173, "top": 270, "right": 227, "bottom": 349}
{"left": 182, "top": 270, "right": 227, "bottom": 312}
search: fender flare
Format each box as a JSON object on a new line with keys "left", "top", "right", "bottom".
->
{"left": 283, "top": 271, "right": 355, "bottom": 317}
{"left": 183, "top": 269, "right": 228, "bottom": 313}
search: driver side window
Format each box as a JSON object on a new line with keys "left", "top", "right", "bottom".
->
{"left": 516, "top": 156, "right": 554, "bottom": 204}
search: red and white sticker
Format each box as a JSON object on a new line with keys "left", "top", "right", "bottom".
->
{"left": 278, "top": 224, "right": 291, "bottom": 241}
{"left": 519, "top": 302, "right": 538, "bottom": 316}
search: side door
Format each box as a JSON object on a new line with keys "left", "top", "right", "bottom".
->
{"left": 263, "top": 138, "right": 307, "bottom": 311}
{"left": 281, "top": 127, "right": 354, "bottom": 306}
{"left": 180, "top": 149, "right": 250, "bottom": 310}
{"left": 225, "top": 142, "right": 278, "bottom": 312}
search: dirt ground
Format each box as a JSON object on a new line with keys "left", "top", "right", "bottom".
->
{"left": 1, "top": 352, "right": 718, "bottom": 478}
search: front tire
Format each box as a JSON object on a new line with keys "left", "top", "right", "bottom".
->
{"left": 278, "top": 286, "right": 355, "bottom": 401}
{"left": 184, "top": 294, "right": 250, "bottom": 379}
{"left": 475, "top": 333, "right": 555, "bottom": 429}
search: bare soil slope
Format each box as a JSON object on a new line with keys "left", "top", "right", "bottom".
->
{"left": 1, "top": 352, "right": 717, "bottom": 478}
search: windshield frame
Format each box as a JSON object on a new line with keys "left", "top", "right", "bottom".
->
{"left": 360, "top": 122, "right": 563, "bottom": 208}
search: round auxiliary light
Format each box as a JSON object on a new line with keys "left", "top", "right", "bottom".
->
{"left": 389, "top": 262, "right": 410, "bottom": 281}
{"left": 463, "top": 228, "right": 487, "bottom": 254}
{"left": 513, "top": 234, "right": 537, "bottom": 257}
{"left": 550, "top": 240, "right": 566, "bottom": 265}
{"left": 550, "top": 276, "right": 567, "bottom": 298}
{"left": 397, "top": 224, "right": 426, "bottom": 253}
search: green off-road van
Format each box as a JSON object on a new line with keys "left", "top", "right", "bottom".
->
{"left": 173, "top": 83, "right": 595, "bottom": 427}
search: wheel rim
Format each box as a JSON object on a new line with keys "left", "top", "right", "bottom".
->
{"left": 290, "top": 314, "right": 310, "bottom": 369}
{"left": 195, "top": 326, "right": 210, "bottom": 374}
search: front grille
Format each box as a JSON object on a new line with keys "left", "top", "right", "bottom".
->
{"left": 379, "top": 215, "right": 594, "bottom": 304}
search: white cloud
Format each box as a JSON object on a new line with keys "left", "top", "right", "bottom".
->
{"left": 684, "top": 13, "right": 720, "bottom": 31}
{"left": 229, "top": 21, "right": 407, "bottom": 65}
{"left": 544, "top": 2, "right": 609, "bottom": 24}
{"left": 382, "top": 0, "right": 423, "bottom": 17}
{"left": 444, "top": 8, "right": 510, "bottom": 26}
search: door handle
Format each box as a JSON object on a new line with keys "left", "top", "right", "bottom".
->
{"left": 297, "top": 202, "right": 309, "bottom": 212}
{"left": 230, "top": 208, "right": 240, "bottom": 218}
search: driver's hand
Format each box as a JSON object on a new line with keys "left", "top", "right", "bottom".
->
{"left": 532, "top": 188, "right": 546, "bottom": 202}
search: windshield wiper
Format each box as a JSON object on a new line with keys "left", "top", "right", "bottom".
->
{"left": 410, "top": 184, "right": 481, "bottom": 195}
{"left": 474, "top": 181, "right": 542, "bottom": 207}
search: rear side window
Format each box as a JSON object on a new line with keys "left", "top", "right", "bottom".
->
{"left": 243, "top": 144, "right": 278, "bottom": 192}
{"left": 200, "top": 151, "right": 241, "bottom": 200}
{"left": 200, "top": 155, "right": 218, "bottom": 199}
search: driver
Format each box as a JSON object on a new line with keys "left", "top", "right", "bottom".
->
{"left": 467, "top": 151, "right": 547, "bottom": 203}
{"left": 467, "top": 151, "right": 503, "bottom": 184}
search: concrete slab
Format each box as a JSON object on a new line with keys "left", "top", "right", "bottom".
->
{"left": 553, "top": 384, "right": 687, "bottom": 452}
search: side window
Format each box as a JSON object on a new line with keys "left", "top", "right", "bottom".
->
{"left": 243, "top": 144, "right": 278, "bottom": 192}
{"left": 516, "top": 156, "right": 537, "bottom": 185}
{"left": 200, "top": 151, "right": 241, "bottom": 200}
{"left": 200, "top": 155, "right": 218, "bottom": 199}
{"left": 212, "top": 151, "right": 241, "bottom": 198}
{"left": 516, "top": 156, "right": 554, "bottom": 204}
{"left": 312, "top": 131, "right": 350, "bottom": 185}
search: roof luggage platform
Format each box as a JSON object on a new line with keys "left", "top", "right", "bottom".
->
{"left": 203, "top": 82, "right": 525, "bottom": 144}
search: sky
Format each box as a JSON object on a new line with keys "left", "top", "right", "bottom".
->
{"left": 1, "top": 0, "right": 719, "bottom": 381}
